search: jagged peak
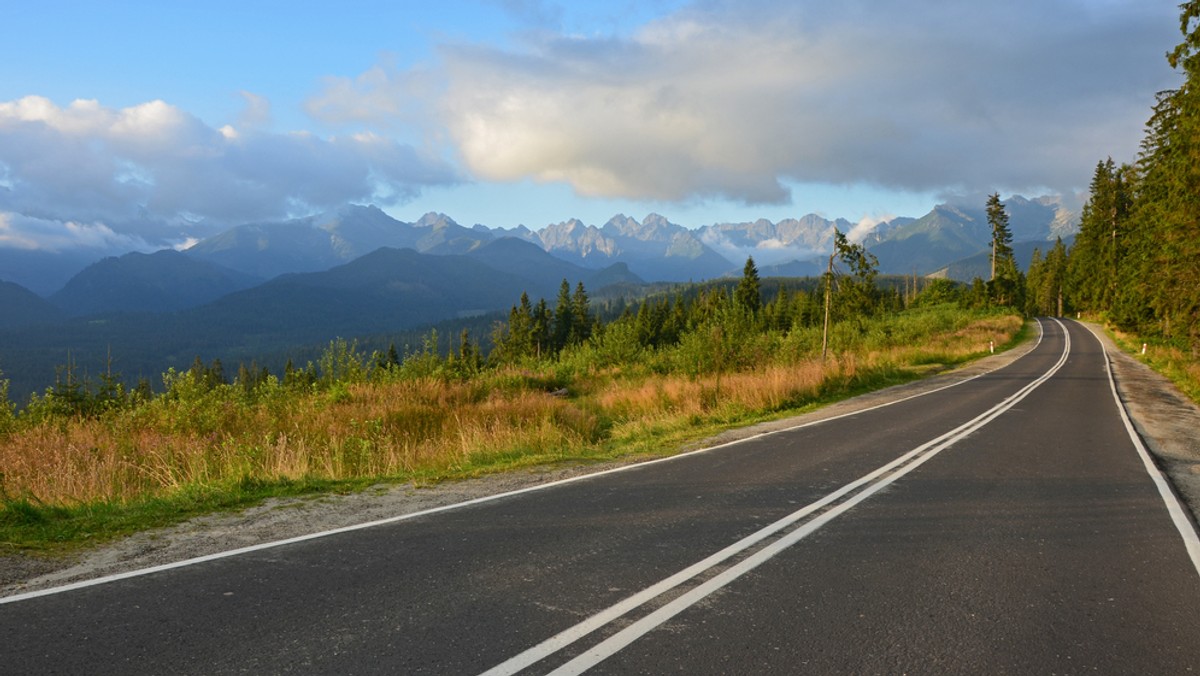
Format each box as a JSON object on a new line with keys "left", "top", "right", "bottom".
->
{"left": 416, "top": 212, "right": 459, "bottom": 228}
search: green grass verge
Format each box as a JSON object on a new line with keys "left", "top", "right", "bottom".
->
{"left": 1108, "top": 331, "right": 1200, "bottom": 405}
{"left": 0, "top": 348, "right": 1012, "bottom": 557}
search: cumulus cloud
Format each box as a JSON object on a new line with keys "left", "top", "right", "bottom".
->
{"left": 312, "top": 0, "right": 1179, "bottom": 205}
{"left": 0, "top": 95, "right": 459, "bottom": 249}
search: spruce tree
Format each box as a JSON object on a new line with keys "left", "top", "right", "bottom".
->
{"left": 552, "top": 279, "right": 574, "bottom": 352}
{"left": 532, "top": 298, "right": 551, "bottom": 357}
{"left": 1070, "top": 159, "right": 1133, "bottom": 313}
{"left": 734, "top": 257, "right": 762, "bottom": 314}
{"left": 1137, "top": 2, "right": 1200, "bottom": 345}
{"left": 985, "top": 194, "right": 1021, "bottom": 307}
{"left": 986, "top": 193, "right": 1013, "bottom": 283}
{"left": 571, "top": 282, "right": 592, "bottom": 345}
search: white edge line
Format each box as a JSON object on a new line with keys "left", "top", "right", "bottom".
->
{"left": 1, "top": 321, "right": 1044, "bottom": 606}
{"left": 1081, "top": 322, "right": 1200, "bottom": 579}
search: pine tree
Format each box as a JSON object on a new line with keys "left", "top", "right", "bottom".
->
{"left": 734, "top": 257, "right": 762, "bottom": 314}
{"left": 571, "top": 282, "right": 592, "bottom": 345}
{"left": 457, "top": 328, "right": 480, "bottom": 373}
{"left": 1141, "top": 2, "right": 1200, "bottom": 346}
{"left": 1045, "top": 237, "right": 1069, "bottom": 317}
{"left": 1070, "top": 159, "right": 1133, "bottom": 313}
{"left": 1025, "top": 248, "right": 1044, "bottom": 316}
{"left": 532, "top": 298, "right": 551, "bottom": 357}
{"left": 987, "top": 193, "right": 1013, "bottom": 282}
{"left": 492, "top": 292, "right": 536, "bottom": 362}
{"left": 552, "top": 279, "right": 574, "bottom": 352}
{"left": 1026, "top": 238, "right": 1069, "bottom": 317}
{"left": 985, "top": 194, "right": 1021, "bottom": 307}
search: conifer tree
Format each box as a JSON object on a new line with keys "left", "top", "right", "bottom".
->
{"left": 1026, "top": 238, "right": 1069, "bottom": 317}
{"left": 1131, "top": 2, "right": 1200, "bottom": 345}
{"left": 532, "top": 298, "right": 551, "bottom": 357}
{"left": 492, "top": 292, "right": 536, "bottom": 362}
{"left": 986, "top": 193, "right": 1013, "bottom": 282}
{"left": 571, "top": 282, "right": 592, "bottom": 345}
{"left": 734, "top": 257, "right": 762, "bottom": 314}
{"left": 552, "top": 279, "right": 574, "bottom": 352}
{"left": 1070, "top": 159, "right": 1133, "bottom": 312}
{"left": 985, "top": 194, "right": 1022, "bottom": 307}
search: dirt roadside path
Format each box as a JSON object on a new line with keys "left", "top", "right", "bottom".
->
{"left": 4, "top": 321, "right": 1198, "bottom": 598}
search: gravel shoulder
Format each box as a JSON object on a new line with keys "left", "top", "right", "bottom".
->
{"left": 4, "top": 321, "right": 1199, "bottom": 599}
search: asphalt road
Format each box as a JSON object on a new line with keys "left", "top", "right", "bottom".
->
{"left": 3, "top": 319, "right": 1199, "bottom": 674}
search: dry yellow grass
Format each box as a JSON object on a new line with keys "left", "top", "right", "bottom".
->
{"left": 0, "top": 311, "right": 1023, "bottom": 507}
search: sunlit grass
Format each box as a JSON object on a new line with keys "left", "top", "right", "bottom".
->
{"left": 0, "top": 305, "right": 1023, "bottom": 551}
{"left": 1110, "top": 328, "right": 1200, "bottom": 404}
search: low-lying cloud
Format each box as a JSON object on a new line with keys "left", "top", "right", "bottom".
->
{"left": 0, "top": 95, "right": 458, "bottom": 249}
{"left": 0, "top": 211, "right": 156, "bottom": 254}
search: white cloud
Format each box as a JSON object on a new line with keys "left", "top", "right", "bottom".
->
{"left": 305, "top": 56, "right": 437, "bottom": 130}
{"left": 311, "top": 0, "right": 1179, "bottom": 205}
{"left": 174, "top": 237, "right": 201, "bottom": 251}
{"left": 699, "top": 227, "right": 823, "bottom": 267}
{"left": 0, "top": 212, "right": 156, "bottom": 253}
{"left": 0, "top": 95, "right": 459, "bottom": 248}
{"left": 237, "top": 90, "right": 273, "bottom": 129}
{"left": 847, "top": 215, "right": 893, "bottom": 244}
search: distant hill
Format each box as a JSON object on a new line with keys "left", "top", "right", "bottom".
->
{"left": 184, "top": 205, "right": 494, "bottom": 279}
{"left": 930, "top": 237, "right": 1076, "bottom": 282}
{"left": 183, "top": 247, "right": 541, "bottom": 344}
{"left": 0, "top": 244, "right": 641, "bottom": 402}
{"left": 0, "top": 248, "right": 101, "bottom": 296}
{"left": 0, "top": 280, "right": 64, "bottom": 330}
{"left": 460, "top": 237, "right": 643, "bottom": 290}
{"left": 868, "top": 205, "right": 992, "bottom": 275}
{"left": 869, "top": 196, "right": 1079, "bottom": 276}
{"left": 759, "top": 258, "right": 824, "bottom": 278}
{"left": 50, "top": 250, "right": 261, "bottom": 316}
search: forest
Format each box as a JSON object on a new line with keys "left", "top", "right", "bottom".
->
{"left": 1061, "top": 4, "right": 1197, "bottom": 341}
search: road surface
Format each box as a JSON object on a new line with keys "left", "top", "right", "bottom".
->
{"left": 3, "top": 318, "right": 1199, "bottom": 674}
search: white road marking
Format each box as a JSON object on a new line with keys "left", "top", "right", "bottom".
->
{"left": 481, "top": 319, "right": 1069, "bottom": 676}
{"left": 0, "top": 323, "right": 1043, "bottom": 606}
{"left": 1082, "top": 322, "right": 1200, "bottom": 579}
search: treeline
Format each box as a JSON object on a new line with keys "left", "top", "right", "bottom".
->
{"left": 1060, "top": 3, "right": 1200, "bottom": 349}
{"left": 0, "top": 243, "right": 1021, "bottom": 429}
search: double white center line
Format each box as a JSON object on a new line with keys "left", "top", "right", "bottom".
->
{"left": 482, "top": 319, "right": 1070, "bottom": 675}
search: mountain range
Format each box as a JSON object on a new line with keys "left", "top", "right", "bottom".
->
{"left": 2, "top": 195, "right": 1079, "bottom": 302}
{"left": 0, "top": 196, "right": 1079, "bottom": 402}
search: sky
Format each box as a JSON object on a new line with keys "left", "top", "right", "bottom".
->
{"left": 0, "top": 0, "right": 1186, "bottom": 254}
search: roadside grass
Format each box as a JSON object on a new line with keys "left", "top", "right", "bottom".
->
{"left": 1108, "top": 328, "right": 1200, "bottom": 405}
{"left": 0, "top": 306, "right": 1024, "bottom": 554}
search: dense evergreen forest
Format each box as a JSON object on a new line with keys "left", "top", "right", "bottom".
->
{"left": 1063, "top": 2, "right": 1200, "bottom": 350}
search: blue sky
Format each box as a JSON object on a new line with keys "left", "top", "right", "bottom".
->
{"left": 0, "top": 0, "right": 1185, "bottom": 251}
